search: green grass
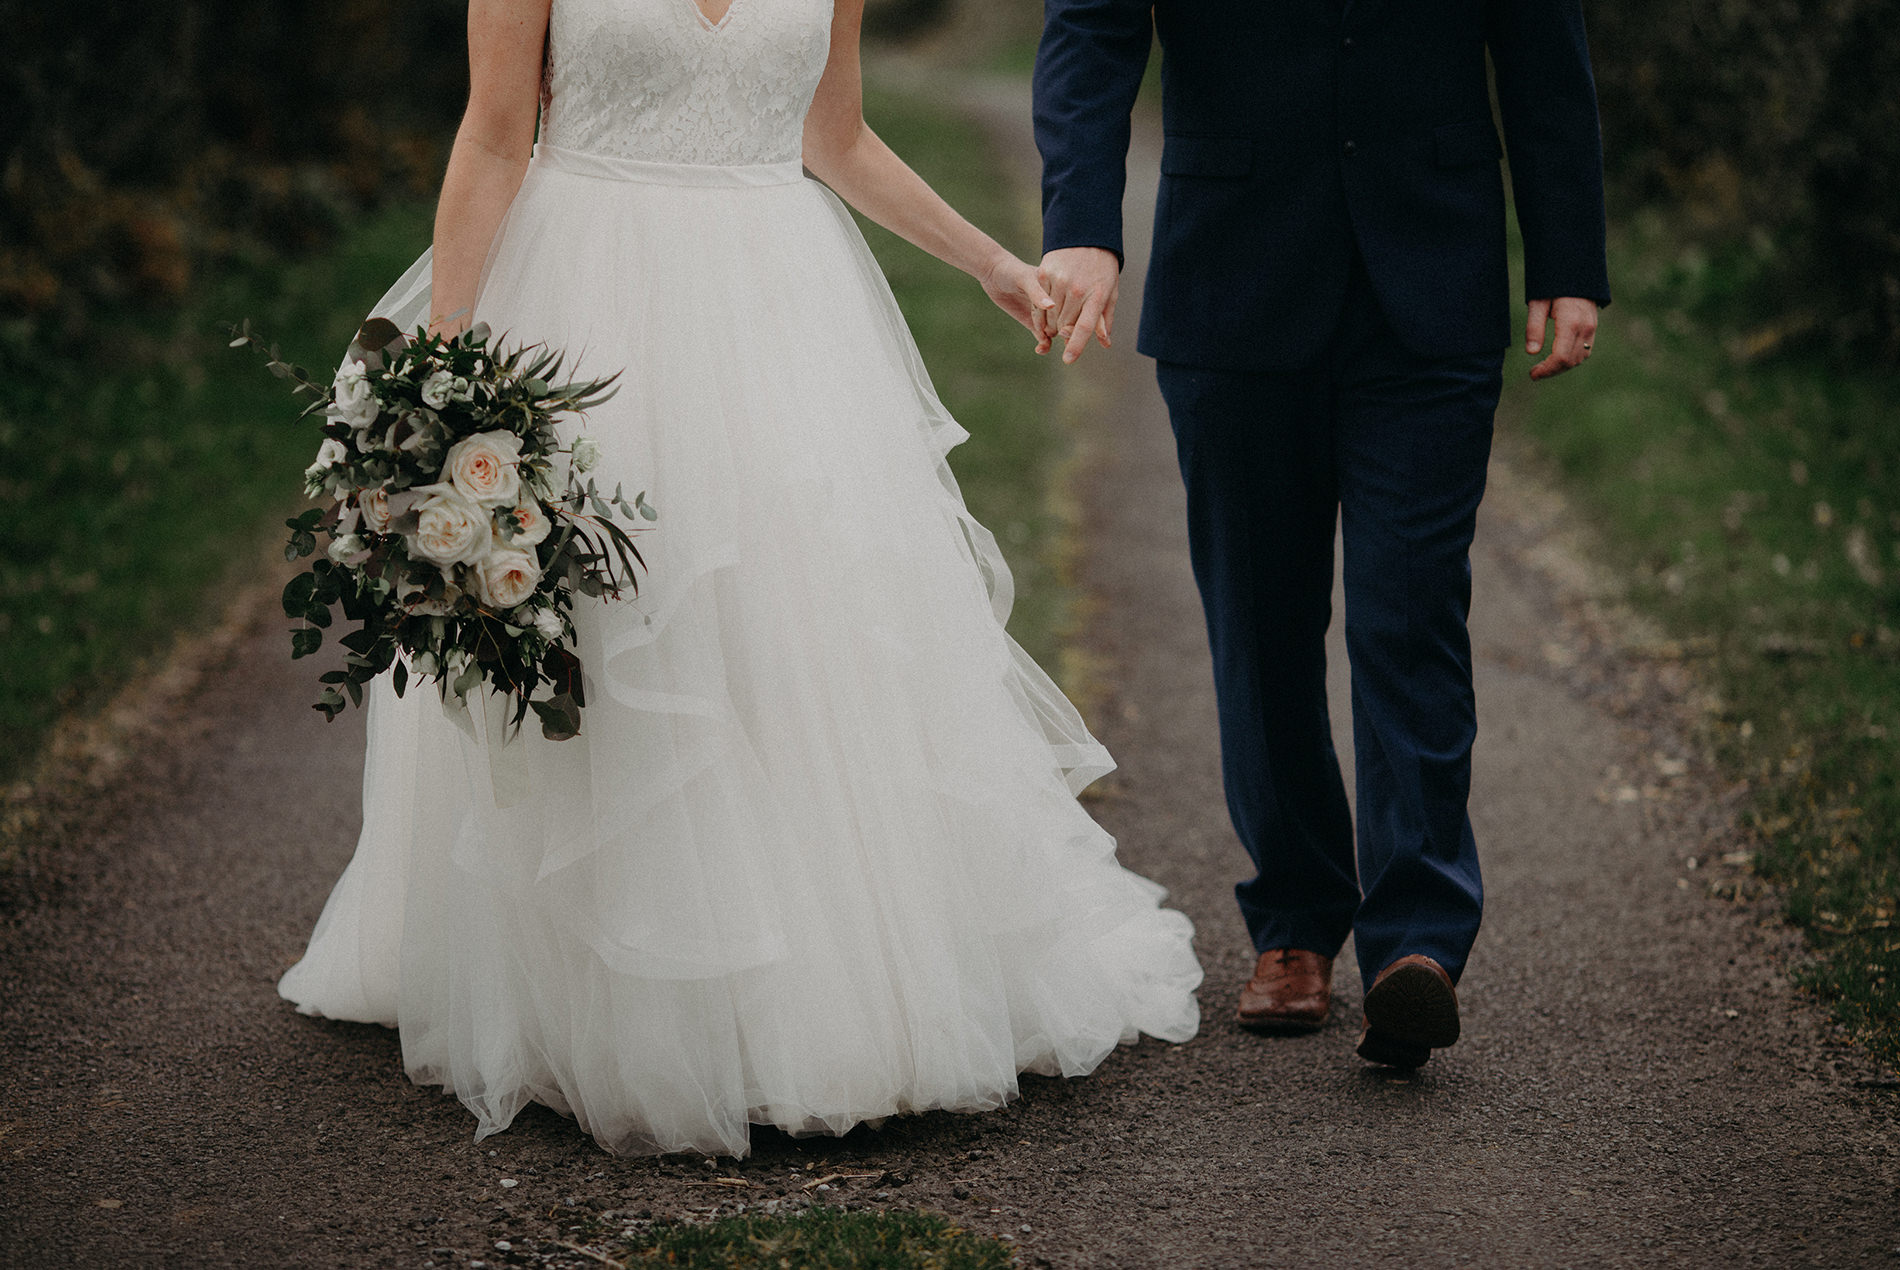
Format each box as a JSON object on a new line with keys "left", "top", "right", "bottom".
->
{"left": 0, "top": 201, "right": 436, "bottom": 785}
{"left": 1500, "top": 206, "right": 1900, "bottom": 1068}
{"left": 857, "top": 82, "right": 1068, "bottom": 670}
{"left": 608, "top": 1206, "right": 1012, "bottom": 1268}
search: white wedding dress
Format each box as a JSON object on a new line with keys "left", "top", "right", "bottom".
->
{"left": 278, "top": 0, "right": 1201, "bottom": 1158}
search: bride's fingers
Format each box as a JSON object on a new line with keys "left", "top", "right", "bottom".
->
{"left": 1027, "top": 283, "right": 1055, "bottom": 345}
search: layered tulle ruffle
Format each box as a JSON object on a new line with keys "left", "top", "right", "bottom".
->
{"left": 279, "top": 148, "right": 1202, "bottom": 1157}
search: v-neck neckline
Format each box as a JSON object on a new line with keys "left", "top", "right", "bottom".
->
{"left": 687, "top": 0, "right": 738, "bottom": 32}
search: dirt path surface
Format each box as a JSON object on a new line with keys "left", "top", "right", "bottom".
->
{"left": 5, "top": 76, "right": 1898, "bottom": 1270}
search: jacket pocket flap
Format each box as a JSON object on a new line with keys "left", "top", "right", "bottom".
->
{"left": 1433, "top": 120, "right": 1504, "bottom": 168}
{"left": 1161, "top": 136, "right": 1255, "bottom": 178}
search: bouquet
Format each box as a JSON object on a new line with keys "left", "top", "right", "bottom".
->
{"left": 232, "top": 316, "right": 652, "bottom": 741}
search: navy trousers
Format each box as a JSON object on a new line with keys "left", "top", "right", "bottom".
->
{"left": 1155, "top": 258, "right": 1503, "bottom": 990}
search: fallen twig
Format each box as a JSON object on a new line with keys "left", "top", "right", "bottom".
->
{"left": 800, "top": 1170, "right": 885, "bottom": 1191}
{"left": 552, "top": 1240, "right": 628, "bottom": 1270}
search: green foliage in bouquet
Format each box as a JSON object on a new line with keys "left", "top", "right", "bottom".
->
{"left": 231, "top": 317, "right": 654, "bottom": 741}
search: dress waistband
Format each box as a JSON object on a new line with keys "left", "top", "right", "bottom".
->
{"left": 532, "top": 144, "right": 807, "bottom": 188}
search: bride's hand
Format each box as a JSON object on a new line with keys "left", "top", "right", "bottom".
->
{"left": 980, "top": 253, "right": 1058, "bottom": 355}
{"left": 427, "top": 305, "right": 473, "bottom": 340}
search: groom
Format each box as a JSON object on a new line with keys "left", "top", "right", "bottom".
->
{"left": 1033, "top": 0, "right": 1609, "bottom": 1067}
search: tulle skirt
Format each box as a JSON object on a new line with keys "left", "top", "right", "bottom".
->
{"left": 278, "top": 146, "right": 1202, "bottom": 1158}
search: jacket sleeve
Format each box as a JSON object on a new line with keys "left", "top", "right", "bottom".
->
{"left": 1033, "top": 0, "right": 1155, "bottom": 264}
{"left": 1485, "top": 0, "right": 1612, "bottom": 306}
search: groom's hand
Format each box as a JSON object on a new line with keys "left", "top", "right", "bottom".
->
{"left": 1037, "top": 247, "right": 1121, "bottom": 364}
{"left": 1526, "top": 297, "right": 1600, "bottom": 381}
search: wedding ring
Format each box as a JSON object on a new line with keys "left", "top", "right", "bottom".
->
{"left": 1582, "top": 342, "right": 1593, "bottom": 350}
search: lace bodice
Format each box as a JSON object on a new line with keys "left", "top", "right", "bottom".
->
{"left": 542, "top": 0, "right": 833, "bottom": 166}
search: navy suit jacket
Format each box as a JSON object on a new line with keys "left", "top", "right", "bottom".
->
{"left": 1034, "top": 0, "right": 1613, "bottom": 371}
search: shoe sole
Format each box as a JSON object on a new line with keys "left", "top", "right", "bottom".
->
{"left": 1361, "top": 963, "right": 1461, "bottom": 1050}
{"left": 1235, "top": 1011, "right": 1327, "bottom": 1037}
{"left": 1356, "top": 1028, "right": 1430, "bottom": 1069}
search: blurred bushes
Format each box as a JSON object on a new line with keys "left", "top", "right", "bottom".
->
{"left": 0, "top": 0, "right": 467, "bottom": 342}
{"left": 863, "top": 0, "right": 952, "bottom": 38}
{"left": 1587, "top": 0, "right": 1900, "bottom": 359}
{"left": 14, "top": 1, "right": 1890, "bottom": 360}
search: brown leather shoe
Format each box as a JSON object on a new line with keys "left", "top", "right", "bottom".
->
{"left": 1236, "top": 948, "right": 1333, "bottom": 1034}
{"left": 1356, "top": 954, "right": 1460, "bottom": 1067}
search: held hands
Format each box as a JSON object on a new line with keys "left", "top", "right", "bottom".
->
{"left": 1526, "top": 297, "right": 1599, "bottom": 381}
{"left": 1036, "top": 247, "right": 1120, "bottom": 363}
{"left": 980, "top": 252, "right": 1060, "bottom": 350}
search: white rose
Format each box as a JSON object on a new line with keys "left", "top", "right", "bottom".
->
{"left": 330, "top": 359, "right": 381, "bottom": 430}
{"left": 405, "top": 485, "right": 492, "bottom": 568}
{"left": 499, "top": 501, "right": 551, "bottom": 547}
{"left": 328, "top": 533, "right": 368, "bottom": 563}
{"left": 475, "top": 547, "right": 542, "bottom": 610}
{"left": 532, "top": 609, "right": 564, "bottom": 642}
{"left": 360, "top": 485, "right": 393, "bottom": 533}
{"left": 570, "top": 436, "right": 601, "bottom": 474}
{"left": 304, "top": 437, "right": 350, "bottom": 495}
{"left": 420, "top": 369, "right": 456, "bottom": 410}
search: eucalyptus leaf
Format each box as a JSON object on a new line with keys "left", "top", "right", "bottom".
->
{"left": 282, "top": 572, "right": 318, "bottom": 617}
{"left": 357, "top": 317, "right": 402, "bottom": 355}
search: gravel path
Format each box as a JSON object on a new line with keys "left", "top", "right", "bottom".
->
{"left": 4, "top": 75, "right": 1897, "bottom": 1270}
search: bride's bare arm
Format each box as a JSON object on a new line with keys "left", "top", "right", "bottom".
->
{"left": 430, "top": 0, "right": 553, "bottom": 335}
{"left": 802, "top": 0, "right": 1055, "bottom": 347}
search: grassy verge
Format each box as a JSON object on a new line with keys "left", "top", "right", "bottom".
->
{"left": 0, "top": 202, "right": 436, "bottom": 787}
{"left": 0, "top": 84, "right": 1068, "bottom": 792}
{"left": 604, "top": 1206, "right": 1011, "bottom": 1268}
{"left": 1500, "top": 207, "right": 1900, "bottom": 1068}
{"left": 856, "top": 81, "right": 1068, "bottom": 670}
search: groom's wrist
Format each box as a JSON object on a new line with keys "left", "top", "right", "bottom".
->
{"left": 1040, "top": 235, "right": 1126, "bottom": 272}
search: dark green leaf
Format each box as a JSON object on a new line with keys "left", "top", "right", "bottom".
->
{"left": 531, "top": 693, "right": 582, "bottom": 742}
{"left": 282, "top": 572, "right": 318, "bottom": 618}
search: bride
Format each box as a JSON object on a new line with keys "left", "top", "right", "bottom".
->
{"left": 278, "top": 0, "right": 1201, "bottom": 1158}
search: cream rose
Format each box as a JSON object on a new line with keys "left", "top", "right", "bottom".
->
{"left": 499, "top": 501, "right": 551, "bottom": 547}
{"left": 570, "top": 436, "right": 602, "bottom": 474}
{"left": 443, "top": 430, "right": 523, "bottom": 508}
{"left": 360, "top": 485, "right": 393, "bottom": 534}
{"left": 405, "top": 485, "right": 492, "bottom": 568}
{"left": 475, "top": 547, "right": 541, "bottom": 610}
